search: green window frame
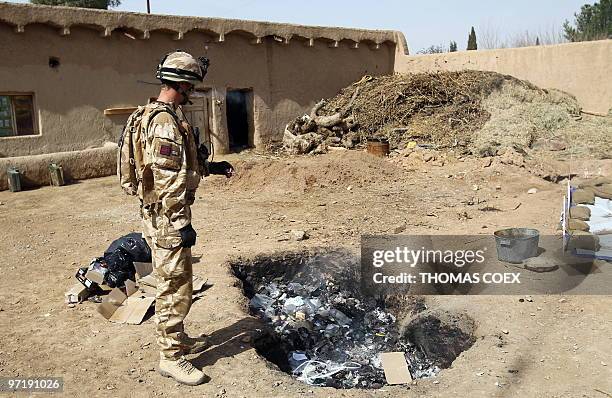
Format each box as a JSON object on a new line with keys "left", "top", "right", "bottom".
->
{"left": 0, "top": 94, "right": 37, "bottom": 137}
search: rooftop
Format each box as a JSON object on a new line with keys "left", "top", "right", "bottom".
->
{"left": 0, "top": 1, "right": 406, "bottom": 51}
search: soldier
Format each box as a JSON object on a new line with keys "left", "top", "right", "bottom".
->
{"left": 137, "top": 51, "right": 234, "bottom": 386}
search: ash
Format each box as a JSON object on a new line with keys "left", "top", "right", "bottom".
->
{"left": 241, "top": 253, "right": 439, "bottom": 388}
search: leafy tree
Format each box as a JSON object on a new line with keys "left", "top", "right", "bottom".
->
{"left": 30, "top": 0, "right": 121, "bottom": 9}
{"left": 467, "top": 26, "right": 478, "bottom": 50}
{"left": 449, "top": 41, "right": 458, "bottom": 52}
{"left": 563, "top": 0, "right": 611, "bottom": 41}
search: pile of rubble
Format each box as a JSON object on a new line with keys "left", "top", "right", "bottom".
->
{"left": 283, "top": 70, "right": 607, "bottom": 161}
{"left": 283, "top": 71, "right": 505, "bottom": 155}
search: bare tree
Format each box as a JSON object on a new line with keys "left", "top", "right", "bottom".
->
{"left": 478, "top": 22, "right": 504, "bottom": 49}
{"left": 536, "top": 24, "right": 567, "bottom": 45}
{"left": 508, "top": 30, "right": 538, "bottom": 47}
{"left": 478, "top": 22, "right": 568, "bottom": 49}
{"left": 508, "top": 26, "right": 567, "bottom": 47}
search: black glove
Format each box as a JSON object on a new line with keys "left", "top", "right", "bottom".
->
{"left": 179, "top": 224, "right": 197, "bottom": 248}
{"left": 208, "top": 161, "right": 234, "bottom": 178}
{"left": 197, "top": 144, "right": 210, "bottom": 176}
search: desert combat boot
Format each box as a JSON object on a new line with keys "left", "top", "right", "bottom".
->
{"left": 159, "top": 357, "right": 207, "bottom": 386}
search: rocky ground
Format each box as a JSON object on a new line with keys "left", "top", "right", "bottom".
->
{"left": 0, "top": 150, "right": 611, "bottom": 398}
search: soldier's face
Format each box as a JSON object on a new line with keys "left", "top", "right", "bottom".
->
{"left": 178, "top": 82, "right": 195, "bottom": 105}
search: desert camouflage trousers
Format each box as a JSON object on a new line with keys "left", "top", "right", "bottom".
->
{"left": 142, "top": 207, "right": 193, "bottom": 359}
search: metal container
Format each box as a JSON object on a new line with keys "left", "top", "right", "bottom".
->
{"left": 494, "top": 228, "right": 540, "bottom": 264}
{"left": 49, "top": 163, "right": 65, "bottom": 186}
{"left": 366, "top": 138, "right": 390, "bottom": 157}
{"left": 7, "top": 167, "right": 22, "bottom": 192}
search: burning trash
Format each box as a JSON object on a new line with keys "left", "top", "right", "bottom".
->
{"left": 232, "top": 251, "right": 475, "bottom": 389}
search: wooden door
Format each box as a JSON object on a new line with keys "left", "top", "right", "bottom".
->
{"left": 182, "top": 91, "right": 212, "bottom": 153}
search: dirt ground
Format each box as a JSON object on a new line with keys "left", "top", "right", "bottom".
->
{"left": 1, "top": 150, "right": 611, "bottom": 398}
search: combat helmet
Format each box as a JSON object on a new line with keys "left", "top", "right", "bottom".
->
{"left": 156, "top": 50, "right": 209, "bottom": 84}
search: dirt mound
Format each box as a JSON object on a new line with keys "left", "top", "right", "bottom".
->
{"left": 283, "top": 70, "right": 611, "bottom": 160}
{"left": 224, "top": 151, "right": 402, "bottom": 194}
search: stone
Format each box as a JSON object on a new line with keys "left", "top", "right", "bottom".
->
{"left": 527, "top": 188, "right": 538, "bottom": 194}
{"left": 290, "top": 230, "right": 308, "bottom": 241}
{"left": 499, "top": 148, "right": 525, "bottom": 167}
{"left": 393, "top": 224, "right": 407, "bottom": 234}
{"left": 423, "top": 153, "right": 435, "bottom": 162}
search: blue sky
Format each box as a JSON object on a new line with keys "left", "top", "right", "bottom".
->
{"left": 8, "top": 0, "right": 590, "bottom": 52}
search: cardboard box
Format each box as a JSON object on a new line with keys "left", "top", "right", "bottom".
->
{"left": 125, "top": 279, "right": 139, "bottom": 296}
{"left": 97, "top": 287, "right": 155, "bottom": 325}
{"left": 95, "top": 273, "right": 207, "bottom": 324}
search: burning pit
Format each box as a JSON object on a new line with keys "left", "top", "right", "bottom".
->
{"left": 231, "top": 250, "right": 476, "bottom": 389}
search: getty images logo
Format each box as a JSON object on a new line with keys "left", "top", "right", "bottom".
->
{"left": 372, "top": 247, "right": 487, "bottom": 268}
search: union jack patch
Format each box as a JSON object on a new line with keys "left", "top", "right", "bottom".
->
{"left": 160, "top": 145, "right": 173, "bottom": 156}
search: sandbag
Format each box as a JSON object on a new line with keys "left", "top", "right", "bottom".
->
{"left": 569, "top": 206, "right": 591, "bottom": 221}
{"left": 571, "top": 188, "right": 595, "bottom": 205}
{"left": 592, "top": 184, "right": 612, "bottom": 199}
{"left": 568, "top": 218, "right": 590, "bottom": 232}
{"left": 566, "top": 230, "right": 600, "bottom": 252}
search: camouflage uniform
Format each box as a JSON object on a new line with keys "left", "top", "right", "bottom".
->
{"left": 139, "top": 101, "right": 201, "bottom": 360}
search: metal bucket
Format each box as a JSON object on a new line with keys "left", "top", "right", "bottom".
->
{"left": 366, "top": 138, "right": 390, "bottom": 157}
{"left": 494, "top": 228, "right": 540, "bottom": 264}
